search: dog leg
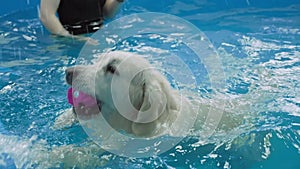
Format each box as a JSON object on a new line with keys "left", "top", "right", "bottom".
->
{"left": 52, "top": 108, "right": 77, "bottom": 130}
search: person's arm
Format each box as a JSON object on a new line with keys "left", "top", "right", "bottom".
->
{"left": 40, "top": 0, "right": 99, "bottom": 45}
{"left": 40, "top": 0, "right": 71, "bottom": 36}
{"left": 103, "top": 0, "right": 124, "bottom": 19}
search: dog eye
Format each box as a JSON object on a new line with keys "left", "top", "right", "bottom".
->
{"left": 104, "top": 59, "right": 119, "bottom": 75}
{"left": 105, "top": 64, "right": 119, "bottom": 75}
{"left": 106, "top": 64, "right": 117, "bottom": 74}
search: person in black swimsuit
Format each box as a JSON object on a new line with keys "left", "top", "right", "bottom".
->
{"left": 40, "top": 0, "right": 124, "bottom": 42}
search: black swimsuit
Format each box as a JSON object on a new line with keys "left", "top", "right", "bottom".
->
{"left": 57, "top": 0, "right": 106, "bottom": 35}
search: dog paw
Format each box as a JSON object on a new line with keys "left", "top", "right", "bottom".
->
{"left": 52, "top": 108, "right": 77, "bottom": 130}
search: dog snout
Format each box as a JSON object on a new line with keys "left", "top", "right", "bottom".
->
{"left": 65, "top": 67, "right": 76, "bottom": 85}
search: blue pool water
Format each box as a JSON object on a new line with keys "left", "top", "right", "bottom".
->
{"left": 1, "top": 0, "right": 300, "bottom": 168}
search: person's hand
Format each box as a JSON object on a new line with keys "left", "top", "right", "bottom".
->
{"left": 85, "top": 37, "right": 99, "bottom": 45}
{"left": 72, "top": 36, "right": 99, "bottom": 45}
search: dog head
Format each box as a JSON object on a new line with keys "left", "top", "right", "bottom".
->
{"left": 66, "top": 51, "right": 179, "bottom": 137}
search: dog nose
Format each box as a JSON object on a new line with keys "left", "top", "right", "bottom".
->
{"left": 65, "top": 67, "right": 76, "bottom": 85}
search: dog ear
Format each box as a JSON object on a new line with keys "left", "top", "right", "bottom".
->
{"left": 130, "top": 69, "right": 179, "bottom": 136}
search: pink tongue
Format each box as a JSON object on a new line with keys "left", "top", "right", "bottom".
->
{"left": 67, "top": 88, "right": 97, "bottom": 107}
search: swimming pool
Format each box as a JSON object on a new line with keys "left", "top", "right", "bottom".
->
{"left": 1, "top": 0, "right": 300, "bottom": 168}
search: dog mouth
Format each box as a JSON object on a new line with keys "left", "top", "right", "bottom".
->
{"left": 67, "top": 88, "right": 102, "bottom": 119}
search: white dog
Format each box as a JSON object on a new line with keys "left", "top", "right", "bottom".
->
{"left": 55, "top": 51, "right": 243, "bottom": 139}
